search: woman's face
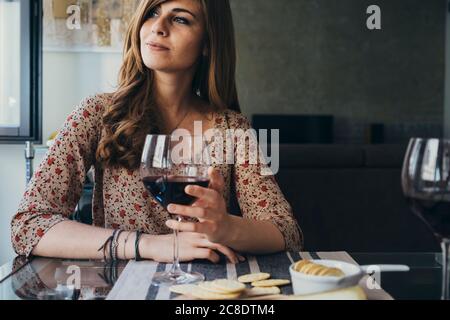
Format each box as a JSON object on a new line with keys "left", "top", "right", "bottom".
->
{"left": 140, "top": 0, "right": 207, "bottom": 74}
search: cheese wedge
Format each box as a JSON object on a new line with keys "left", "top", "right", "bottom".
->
{"left": 288, "top": 286, "right": 367, "bottom": 300}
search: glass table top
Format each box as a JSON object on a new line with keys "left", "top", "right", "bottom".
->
{"left": 0, "top": 252, "right": 444, "bottom": 300}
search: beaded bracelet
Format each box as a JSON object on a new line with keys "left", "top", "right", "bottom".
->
{"left": 111, "top": 230, "right": 124, "bottom": 261}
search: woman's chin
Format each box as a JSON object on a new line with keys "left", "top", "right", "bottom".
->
{"left": 145, "top": 63, "right": 190, "bottom": 74}
{"left": 144, "top": 62, "right": 172, "bottom": 72}
{"left": 147, "top": 66, "right": 177, "bottom": 73}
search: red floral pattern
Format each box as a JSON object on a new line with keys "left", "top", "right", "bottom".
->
{"left": 10, "top": 94, "right": 303, "bottom": 257}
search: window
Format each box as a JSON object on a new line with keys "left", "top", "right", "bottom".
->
{"left": 0, "top": 0, "right": 42, "bottom": 143}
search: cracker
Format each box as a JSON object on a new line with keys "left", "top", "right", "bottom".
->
{"left": 169, "top": 284, "right": 198, "bottom": 295}
{"left": 294, "top": 260, "right": 345, "bottom": 278}
{"left": 245, "top": 286, "right": 281, "bottom": 297}
{"left": 294, "top": 260, "right": 311, "bottom": 272}
{"left": 316, "top": 266, "right": 331, "bottom": 276}
{"left": 199, "top": 281, "right": 233, "bottom": 294}
{"left": 210, "top": 279, "right": 246, "bottom": 293}
{"left": 302, "top": 263, "right": 321, "bottom": 275}
{"left": 190, "top": 286, "right": 241, "bottom": 300}
{"left": 237, "top": 273, "right": 271, "bottom": 283}
{"left": 324, "top": 268, "right": 345, "bottom": 277}
{"left": 251, "top": 279, "right": 291, "bottom": 287}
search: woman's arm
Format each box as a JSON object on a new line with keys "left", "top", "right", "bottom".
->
{"left": 32, "top": 221, "right": 129, "bottom": 260}
{"left": 224, "top": 211, "right": 286, "bottom": 254}
{"left": 11, "top": 95, "right": 107, "bottom": 257}
{"left": 33, "top": 220, "right": 243, "bottom": 264}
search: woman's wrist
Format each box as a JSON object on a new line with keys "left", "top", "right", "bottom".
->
{"left": 139, "top": 234, "right": 160, "bottom": 260}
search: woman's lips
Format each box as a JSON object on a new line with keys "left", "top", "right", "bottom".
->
{"left": 147, "top": 42, "right": 170, "bottom": 51}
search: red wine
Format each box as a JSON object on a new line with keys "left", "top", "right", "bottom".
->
{"left": 407, "top": 197, "right": 450, "bottom": 239}
{"left": 142, "top": 176, "right": 210, "bottom": 209}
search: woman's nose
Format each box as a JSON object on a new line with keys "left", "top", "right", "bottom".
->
{"left": 151, "top": 17, "right": 168, "bottom": 36}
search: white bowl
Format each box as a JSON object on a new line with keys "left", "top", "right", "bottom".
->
{"left": 289, "top": 259, "right": 364, "bottom": 296}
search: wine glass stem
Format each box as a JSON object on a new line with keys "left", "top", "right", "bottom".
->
{"left": 441, "top": 238, "right": 450, "bottom": 300}
{"left": 170, "top": 220, "right": 182, "bottom": 274}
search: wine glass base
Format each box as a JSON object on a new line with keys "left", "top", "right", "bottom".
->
{"left": 151, "top": 270, "right": 204, "bottom": 287}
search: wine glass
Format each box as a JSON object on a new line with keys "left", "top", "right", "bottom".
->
{"left": 140, "top": 134, "right": 211, "bottom": 286}
{"left": 402, "top": 138, "right": 450, "bottom": 300}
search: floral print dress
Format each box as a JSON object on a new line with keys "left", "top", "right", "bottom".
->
{"left": 11, "top": 94, "right": 303, "bottom": 257}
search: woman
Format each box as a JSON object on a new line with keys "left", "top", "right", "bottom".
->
{"left": 11, "top": 0, "right": 303, "bottom": 264}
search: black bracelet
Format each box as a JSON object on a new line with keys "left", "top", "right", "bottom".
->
{"left": 135, "top": 231, "right": 143, "bottom": 262}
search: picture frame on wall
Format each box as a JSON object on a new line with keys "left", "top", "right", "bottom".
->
{"left": 43, "top": 0, "right": 139, "bottom": 53}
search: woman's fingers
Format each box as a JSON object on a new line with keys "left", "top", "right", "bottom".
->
{"left": 209, "top": 243, "right": 240, "bottom": 264}
{"left": 217, "top": 245, "right": 245, "bottom": 263}
{"left": 167, "top": 204, "right": 212, "bottom": 220}
{"left": 184, "top": 185, "right": 219, "bottom": 206}
{"left": 196, "top": 248, "right": 220, "bottom": 264}
{"left": 178, "top": 232, "right": 245, "bottom": 264}
{"left": 180, "top": 168, "right": 225, "bottom": 206}
{"left": 166, "top": 219, "right": 215, "bottom": 235}
{"left": 166, "top": 219, "right": 198, "bottom": 232}
{"left": 198, "top": 237, "right": 245, "bottom": 264}
{"left": 237, "top": 253, "right": 246, "bottom": 262}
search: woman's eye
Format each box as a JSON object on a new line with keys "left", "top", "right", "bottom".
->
{"left": 146, "top": 9, "right": 158, "bottom": 19}
{"left": 146, "top": 9, "right": 189, "bottom": 25}
{"left": 174, "top": 17, "right": 189, "bottom": 25}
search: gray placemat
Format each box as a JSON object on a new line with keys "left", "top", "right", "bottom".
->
{"left": 106, "top": 251, "right": 393, "bottom": 300}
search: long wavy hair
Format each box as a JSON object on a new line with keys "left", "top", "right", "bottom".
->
{"left": 96, "top": 0, "right": 241, "bottom": 170}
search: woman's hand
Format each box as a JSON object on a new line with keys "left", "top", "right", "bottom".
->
{"left": 141, "top": 232, "right": 244, "bottom": 264}
{"left": 165, "top": 167, "right": 232, "bottom": 244}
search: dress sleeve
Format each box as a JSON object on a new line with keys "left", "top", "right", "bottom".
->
{"left": 10, "top": 94, "right": 107, "bottom": 257}
{"left": 230, "top": 111, "right": 304, "bottom": 251}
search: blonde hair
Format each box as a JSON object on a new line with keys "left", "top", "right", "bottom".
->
{"left": 96, "top": 0, "right": 240, "bottom": 170}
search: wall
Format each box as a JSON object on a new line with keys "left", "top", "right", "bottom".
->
{"left": 230, "top": 0, "right": 447, "bottom": 143}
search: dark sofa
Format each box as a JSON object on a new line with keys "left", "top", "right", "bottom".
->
{"left": 271, "top": 144, "right": 439, "bottom": 252}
